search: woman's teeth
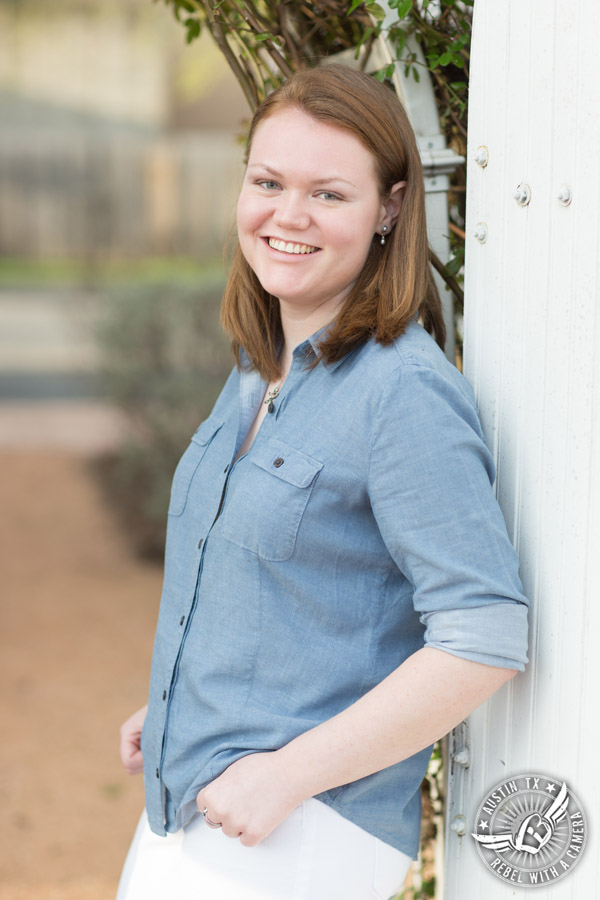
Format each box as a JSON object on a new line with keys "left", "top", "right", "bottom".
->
{"left": 268, "top": 238, "right": 318, "bottom": 255}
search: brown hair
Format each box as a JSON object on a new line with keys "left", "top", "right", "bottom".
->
{"left": 221, "top": 64, "right": 445, "bottom": 380}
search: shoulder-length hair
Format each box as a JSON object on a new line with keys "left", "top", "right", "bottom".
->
{"left": 221, "top": 64, "right": 445, "bottom": 381}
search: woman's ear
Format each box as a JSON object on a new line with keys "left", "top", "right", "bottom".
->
{"left": 384, "top": 180, "right": 407, "bottom": 228}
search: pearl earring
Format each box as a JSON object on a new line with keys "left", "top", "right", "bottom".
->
{"left": 380, "top": 225, "right": 388, "bottom": 246}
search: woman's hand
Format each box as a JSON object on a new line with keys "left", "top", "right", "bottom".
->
{"left": 120, "top": 705, "right": 148, "bottom": 775}
{"left": 196, "top": 750, "right": 306, "bottom": 847}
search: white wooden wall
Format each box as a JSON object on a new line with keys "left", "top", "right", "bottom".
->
{"left": 444, "top": 1, "right": 600, "bottom": 897}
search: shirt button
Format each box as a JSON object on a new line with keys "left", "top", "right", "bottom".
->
{"left": 198, "top": 538, "right": 204, "bottom": 550}
{"left": 162, "top": 690, "right": 167, "bottom": 700}
{"left": 180, "top": 615, "right": 185, "bottom": 626}
{"left": 155, "top": 768, "right": 160, "bottom": 779}
{"left": 223, "top": 464, "right": 229, "bottom": 473}
{"left": 273, "top": 457, "right": 284, "bottom": 468}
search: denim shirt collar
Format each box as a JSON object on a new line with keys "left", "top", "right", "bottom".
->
{"left": 239, "top": 320, "right": 348, "bottom": 373}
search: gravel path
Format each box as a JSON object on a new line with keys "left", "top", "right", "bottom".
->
{"left": 0, "top": 287, "right": 161, "bottom": 898}
{"left": 0, "top": 450, "right": 162, "bottom": 900}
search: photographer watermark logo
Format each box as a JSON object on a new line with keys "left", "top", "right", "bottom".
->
{"left": 471, "top": 774, "right": 587, "bottom": 887}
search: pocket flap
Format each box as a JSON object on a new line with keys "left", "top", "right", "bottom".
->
{"left": 191, "top": 416, "right": 224, "bottom": 446}
{"left": 251, "top": 441, "right": 323, "bottom": 488}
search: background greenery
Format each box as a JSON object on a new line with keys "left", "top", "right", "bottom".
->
{"left": 95, "top": 273, "right": 231, "bottom": 558}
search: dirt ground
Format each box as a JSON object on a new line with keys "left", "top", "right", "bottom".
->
{"left": 0, "top": 450, "right": 163, "bottom": 900}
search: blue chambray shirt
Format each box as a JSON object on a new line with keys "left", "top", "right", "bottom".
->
{"left": 141, "top": 320, "right": 528, "bottom": 858}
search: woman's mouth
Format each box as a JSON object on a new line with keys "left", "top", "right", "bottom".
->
{"left": 267, "top": 237, "right": 320, "bottom": 255}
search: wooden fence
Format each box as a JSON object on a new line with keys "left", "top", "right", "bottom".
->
{"left": 0, "top": 130, "right": 243, "bottom": 260}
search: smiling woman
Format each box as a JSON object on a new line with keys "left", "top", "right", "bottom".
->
{"left": 117, "top": 64, "right": 528, "bottom": 900}
{"left": 222, "top": 65, "right": 445, "bottom": 385}
{"left": 237, "top": 107, "right": 402, "bottom": 331}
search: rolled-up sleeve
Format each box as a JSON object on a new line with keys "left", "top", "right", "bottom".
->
{"left": 367, "top": 361, "right": 529, "bottom": 671}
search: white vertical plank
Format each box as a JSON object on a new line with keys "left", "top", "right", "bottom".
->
{"left": 444, "top": 0, "right": 600, "bottom": 896}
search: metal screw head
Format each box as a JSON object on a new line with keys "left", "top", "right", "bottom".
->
{"left": 474, "top": 223, "right": 488, "bottom": 243}
{"left": 453, "top": 749, "right": 470, "bottom": 767}
{"left": 474, "top": 146, "right": 489, "bottom": 168}
{"left": 557, "top": 185, "right": 572, "bottom": 206}
{"left": 513, "top": 183, "right": 531, "bottom": 206}
{"left": 450, "top": 815, "right": 467, "bottom": 836}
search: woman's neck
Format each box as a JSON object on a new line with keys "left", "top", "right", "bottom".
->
{"left": 278, "top": 297, "right": 343, "bottom": 376}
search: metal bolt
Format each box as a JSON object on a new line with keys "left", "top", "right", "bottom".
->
{"left": 453, "top": 749, "right": 470, "bottom": 767}
{"left": 513, "top": 183, "right": 531, "bottom": 206}
{"left": 450, "top": 815, "right": 467, "bottom": 836}
{"left": 474, "top": 146, "right": 489, "bottom": 168}
{"left": 474, "top": 223, "right": 487, "bottom": 243}
{"left": 557, "top": 185, "right": 572, "bottom": 206}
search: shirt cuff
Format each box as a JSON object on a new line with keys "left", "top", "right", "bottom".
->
{"left": 421, "top": 602, "right": 529, "bottom": 671}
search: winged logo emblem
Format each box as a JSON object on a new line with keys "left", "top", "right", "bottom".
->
{"left": 472, "top": 782, "right": 569, "bottom": 856}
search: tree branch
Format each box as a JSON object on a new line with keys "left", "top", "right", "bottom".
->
{"left": 206, "top": 13, "right": 258, "bottom": 109}
{"left": 429, "top": 248, "right": 464, "bottom": 306}
{"left": 229, "top": 0, "right": 295, "bottom": 78}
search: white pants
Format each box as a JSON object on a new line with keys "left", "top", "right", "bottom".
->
{"left": 117, "top": 799, "right": 412, "bottom": 900}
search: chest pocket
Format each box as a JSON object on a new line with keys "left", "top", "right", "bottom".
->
{"left": 168, "top": 416, "right": 223, "bottom": 516}
{"left": 221, "top": 441, "right": 323, "bottom": 561}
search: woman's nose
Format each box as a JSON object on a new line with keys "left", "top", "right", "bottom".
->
{"left": 272, "top": 191, "right": 310, "bottom": 231}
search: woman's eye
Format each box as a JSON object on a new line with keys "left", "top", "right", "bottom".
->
{"left": 316, "top": 191, "right": 342, "bottom": 201}
{"left": 257, "top": 180, "right": 280, "bottom": 190}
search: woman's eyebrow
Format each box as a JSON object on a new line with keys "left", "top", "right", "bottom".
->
{"left": 247, "top": 163, "right": 358, "bottom": 189}
{"left": 312, "top": 176, "right": 358, "bottom": 189}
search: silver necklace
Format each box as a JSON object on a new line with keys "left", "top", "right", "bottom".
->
{"left": 264, "top": 382, "right": 282, "bottom": 414}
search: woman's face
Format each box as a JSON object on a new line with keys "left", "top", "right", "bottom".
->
{"left": 237, "top": 107, "right": 389, "bottom": 322}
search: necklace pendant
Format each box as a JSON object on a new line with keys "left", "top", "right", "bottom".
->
{"left": 264, "top": 383, "right": 281, "bottom": 408}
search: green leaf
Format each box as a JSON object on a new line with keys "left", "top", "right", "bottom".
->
{"left": 355, "top": 25, "right": 374, "bottom": 46}
{"left": 184, "top": 17, "right": 200, "bottom": 43}
{"left": 381, "top": 62, "right": 396, "bottom": 79}
{"left": 438, "top": 51, "right": 452, "bottom": 66}
{"left": 373, "top": 62, "right": 395, "bottom": 82}
{"left": 389, "top": 26, "right": 406, "bottom": 53}
{"left": 255, "top": 32, "right": 275, "bottom": 42}
{"left": 348, "top": 0, "right": 364, "bottom": 14}
{"left": 450, "top": 81, "right": 467, "bottom": 90}
{"left": 354, "top": 25, "right": 375, "bottom": 56}
{"left": 397, "top": 0, "right": 413, "bottom": 17}
{"left": 450, "top": 34, "right": 470, "bottom": 51}
{"left": 369, "top": 3, "right": 386, "bottom": 22}
{"left": 445, "top": 254, "right": 464, "bottom": 276}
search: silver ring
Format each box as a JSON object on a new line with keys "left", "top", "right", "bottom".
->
{"left": 201, "top": 807, "right": 222, "bottom": 829}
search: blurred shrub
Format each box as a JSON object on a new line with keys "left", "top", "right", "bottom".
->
{"left": 95, "top": 278, "right": 232, "bottom": 559}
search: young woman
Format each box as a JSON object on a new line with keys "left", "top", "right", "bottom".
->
{"left": 118, "top": 65, "right": 528, "bottom": 900}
